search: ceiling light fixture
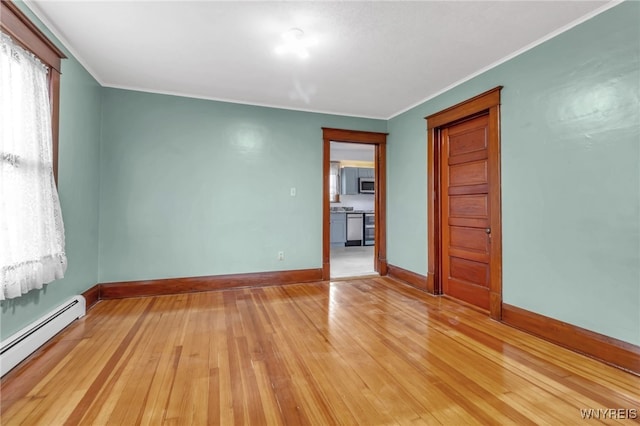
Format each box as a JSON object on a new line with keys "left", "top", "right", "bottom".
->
{"left": 275, "top": 28, "right": 315, "bottom": 60}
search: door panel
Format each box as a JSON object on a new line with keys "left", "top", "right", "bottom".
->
{"left": 449, "top": 193, "right": 489, "bottom": 228}
{"left": 449, "top": 184, "right": 488, "bottom": 196}
{"left": 449, "top": 257, "right": 489, "bottom": 287}
{"left": 449, "top": 195, "right": 488, "bottom": 218}
{"left": 446, "top": 280, "right": 491, "bottom": 310}
{"left": 448, "top": 248, "right": 488, "bottom": 263}
{"left": 449, "top": 134, "right": 486, "bottom": 156}
{"left": 448, "top": 118, "right": 488, "bottom": 155}
{"left": 449, "top": 161, "right": 488, "bottom": 186}
{"left": 441, "top": 114, "right": 492, "bottom": 310}
{"left": 449, "top": 227, "right": 489, "bottom": 252}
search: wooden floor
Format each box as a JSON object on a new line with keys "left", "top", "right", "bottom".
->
{"left": 1, "top": 277, "right": 639, "bottom": 425}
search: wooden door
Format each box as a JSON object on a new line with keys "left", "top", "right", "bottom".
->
{"left": 440, "top": 114, "right": 492, "bottom": 310}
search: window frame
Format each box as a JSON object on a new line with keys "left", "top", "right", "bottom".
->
{"left": 1, "top": 0, "right": 66, "bottom": 183}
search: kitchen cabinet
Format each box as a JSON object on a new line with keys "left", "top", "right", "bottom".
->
{"left": 340, "top": 167, "right": 359, "bottom": 195}
{"left": 341, "top": 167, "right": 374, "bottom": 195}
{"left": 330, "top": 213, "right": 346, "bottom": 246}
{"left": 358, "top": 167, "right": 374, "bottom": 179}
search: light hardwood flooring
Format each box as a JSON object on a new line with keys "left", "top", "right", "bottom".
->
{"left": 1, "top": 277, "right": 639, "bottom": 425}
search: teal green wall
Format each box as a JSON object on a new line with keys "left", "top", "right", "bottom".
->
{"left": 387, "top": 2, "right": 640, "bottom": 345}
{"left": 0, "top": 3, "right": 102, "bottom": 339}
{"left": 98, "top": 89, "right": 385, "bottom": 282}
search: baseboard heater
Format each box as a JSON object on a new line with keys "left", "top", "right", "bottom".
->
{"left": 1, "top": 295, "right": 86, "bottom": 377}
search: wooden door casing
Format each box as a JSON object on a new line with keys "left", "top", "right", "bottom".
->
{"left": 426, "top": 87, "right": 502, "bottom": 319}
{"left": 322, "top": 128, "right": 388, "bottom": 280}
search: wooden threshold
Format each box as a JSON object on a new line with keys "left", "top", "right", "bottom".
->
{"left": 2, "top": 276, "right": 638, "bottom": 425}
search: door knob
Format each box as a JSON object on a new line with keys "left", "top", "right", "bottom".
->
{"left": 485, "top": 228, "right": 491, "bottom": 234}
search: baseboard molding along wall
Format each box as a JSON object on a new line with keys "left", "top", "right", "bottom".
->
{"left": 387, "top": 263, "right": 428, "bottom": 291}
{"left": 502, "top": 304, "right": 640, "bottom": 376}
{"left": 99, "top": 268, "right": 323, "bottom": 299}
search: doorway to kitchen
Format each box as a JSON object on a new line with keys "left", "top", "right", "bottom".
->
{"left": 330, "top": 142, "right": 375, "bottom": 278}
{"left": 322, "top": 128, "right": 387, "bottom": 280}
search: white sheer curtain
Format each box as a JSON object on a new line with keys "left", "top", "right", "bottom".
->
{"left": 0, "top": 32, "right": 67, "bottom": 300}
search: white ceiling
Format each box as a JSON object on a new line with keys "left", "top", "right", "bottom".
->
{"left": 26, "top": 0, "right": 615, "bottom": 119}
{"left": 331, "top": 142, "right": 374, "bottom": 162}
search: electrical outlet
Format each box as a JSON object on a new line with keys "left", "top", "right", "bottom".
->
{"left": 277, "top": 251, "right": 285, "bottom": 261}
{"left": 290, "top": 187, "right": 296, "bottom": 197}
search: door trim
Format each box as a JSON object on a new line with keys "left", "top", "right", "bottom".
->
{"left": 322, "top": 128, "right": 388, "bottom": 280}
{"left": 425, "top": 86, "right": 503, "bottom": 319}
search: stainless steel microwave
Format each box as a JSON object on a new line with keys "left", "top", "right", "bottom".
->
{"left": 359, "top": 178, "right": 375, "bottom": 194}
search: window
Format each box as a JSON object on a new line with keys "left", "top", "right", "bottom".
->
{"left": 329, "top": 161, "right": 341, "bottom": 203}
{"left": 0, "top": 0, "right": 65, "bottom": 181}
{"left": 0, "top": 0, "right": 67, "bottom": 300}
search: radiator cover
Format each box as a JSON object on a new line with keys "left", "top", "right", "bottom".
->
{"left": 1, "top": 295, "right": 86, "bottom": 377}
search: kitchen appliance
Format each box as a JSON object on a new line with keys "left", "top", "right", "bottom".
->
{"left": 363, "top": 213, "right": 375, "bottom": 246}
{"left": 358, "top": 178, "right": 374, "bottom": 194}
{"left": 346, "top": 213, "right": 363, "bottom": 246}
